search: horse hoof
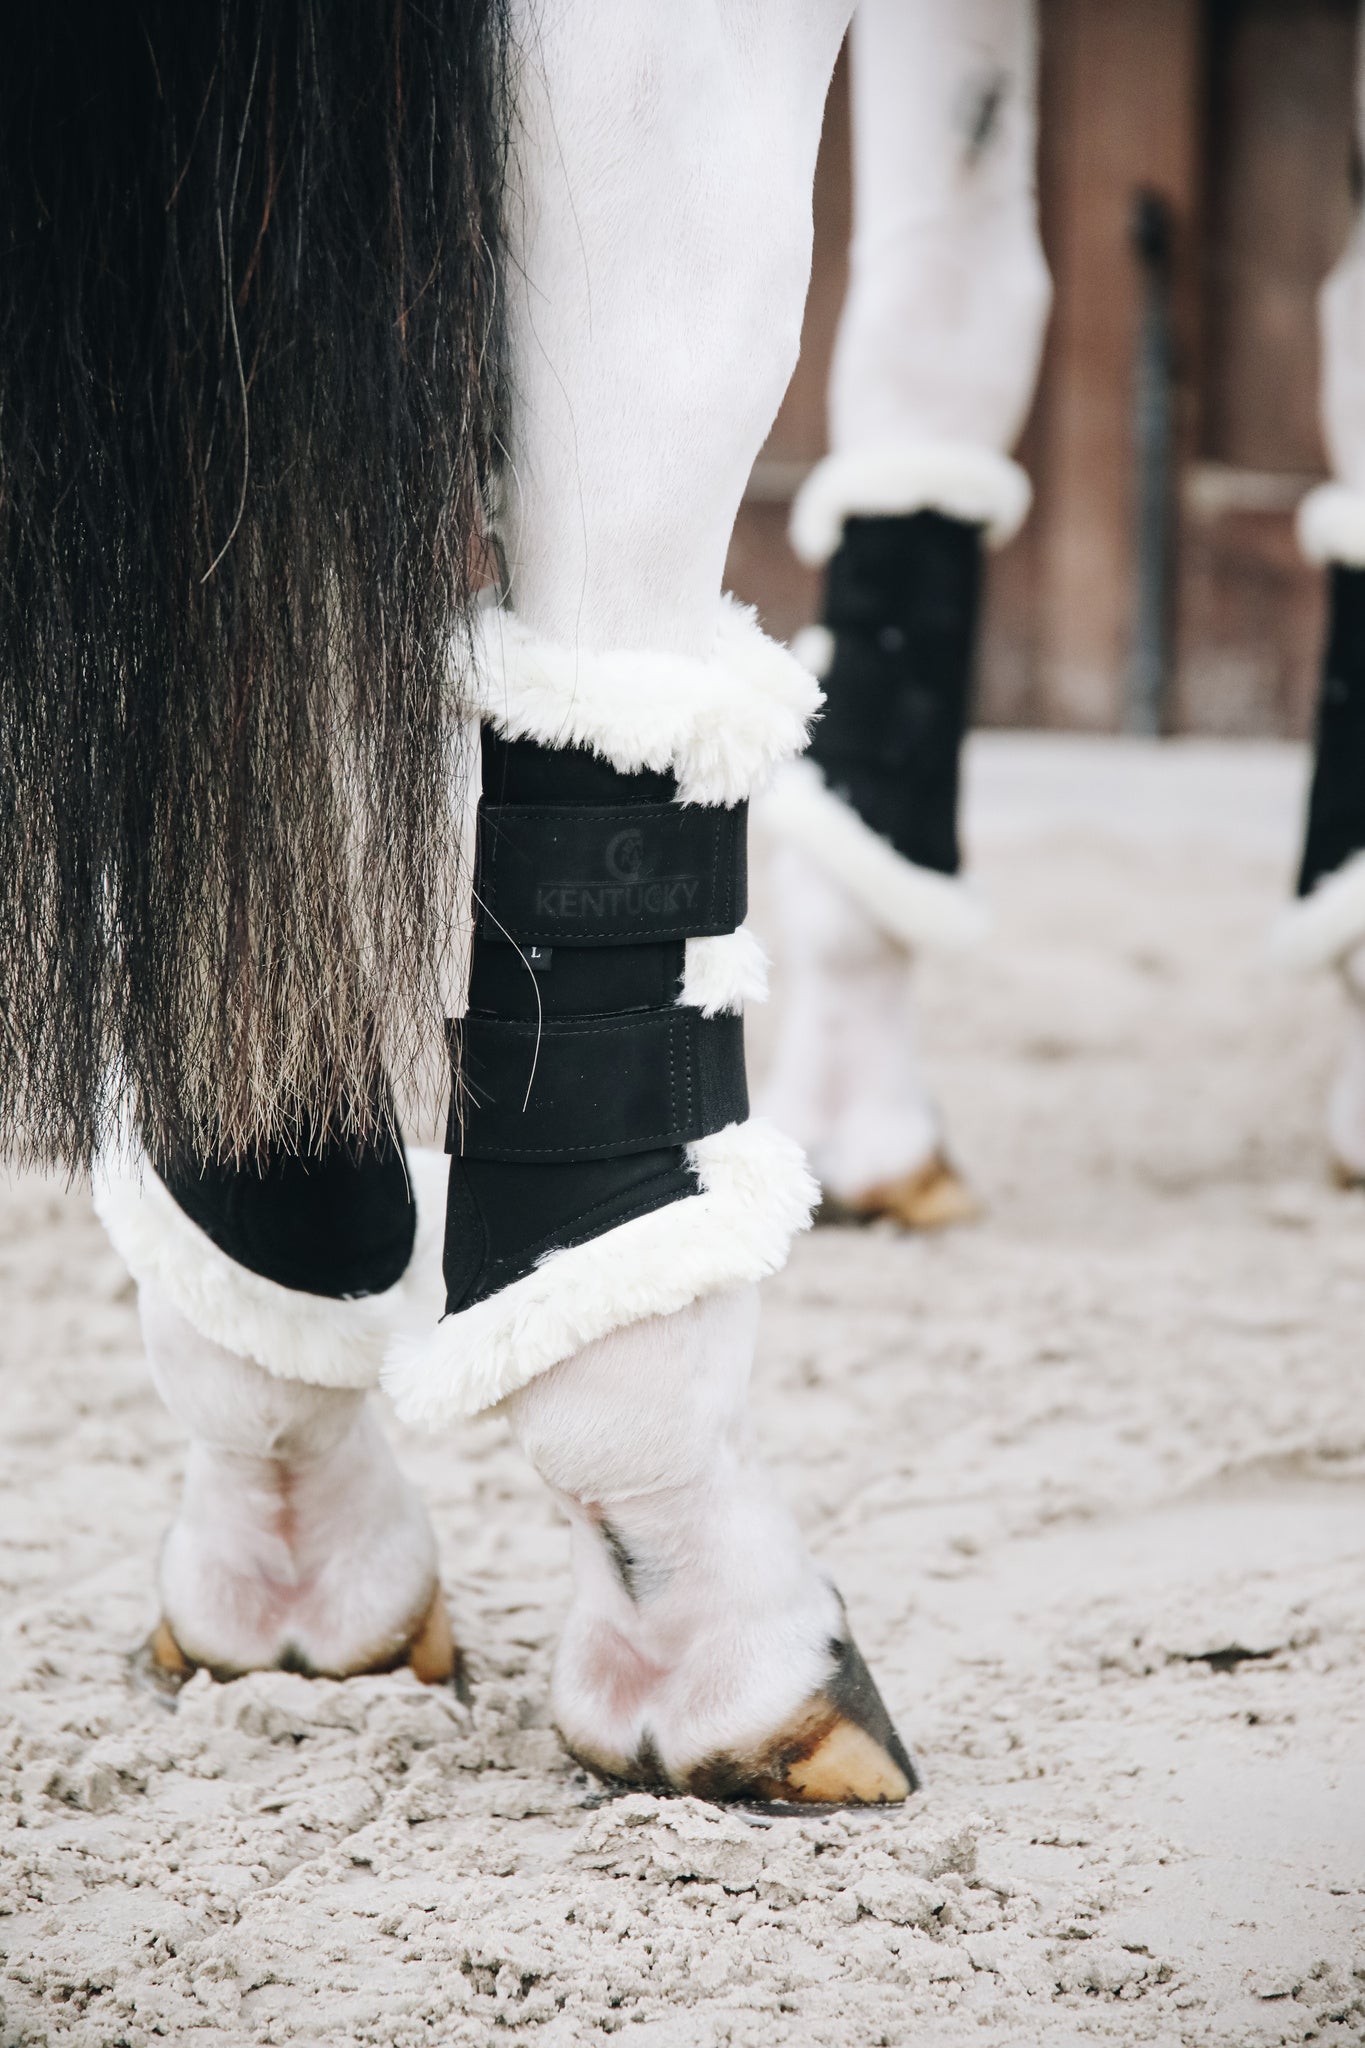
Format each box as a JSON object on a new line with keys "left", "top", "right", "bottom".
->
{"left": 1330, "top": 1153, "right": 1365, "bottom": 1190}
{"left": 140, "top": 1616, "right": 196, "bottom": 1694}
{"left": 144, "top": 1585, "right": 461, "bottom": 1688}
{"left": 844, "top": 1153, "right": 980, "bottom": 1232}
{"left": 686, "top": 1635, "right": 918, "bottom": 1805}
{"left": 403, "top": 1586, "right": 462, "bottom": 1689}
{"left": 569, "top": 1633, "right": 918, "bottom": 1807}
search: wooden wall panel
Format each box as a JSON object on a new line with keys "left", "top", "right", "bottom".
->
{"left": 1201, "top": 0, "right": 1355, "bottom": 474}
{"left": 724, "top": 0, "right": 1358, "bottom": 738}
{"left": 1026, "top": 0, "right": 1205, "bottom": 728}
{"left": 1173, "top": 0, "right": 1356, "bottom": 735}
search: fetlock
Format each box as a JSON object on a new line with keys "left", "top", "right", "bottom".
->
{"left": 1328, "top": 948, "right": 1365, "bottom": 1184}
{"left": 509, "top": 1291, "right": 916, "bottom": 1803}
{"left": 760, "top": 845, "right": 958, "bottom": 1216}
{"left": 141, "top": 1285, "right": 452, "bottom": 1682}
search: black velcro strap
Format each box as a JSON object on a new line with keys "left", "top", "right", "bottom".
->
{"left": 448, "top": 1008, "right": 747, "bottom": 1163}
{"left": 476, "top": 801, "right": 747, "bottom": 946}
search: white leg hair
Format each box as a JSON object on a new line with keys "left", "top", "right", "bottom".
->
{"left": 1295, "top": 11, "right": 1365, "bottom": 1173}
{"left": 141, "top": 1283, "right": 443, "bottom": 1678}
{"left": 760, "top": 845, "right": 943, "bottom": 1200}
{"left": 494, "top": 2, "right": 911, "bottom": 1796}
{"left": 829, "top": 0, "right": 1050, "bottom": 461}
{"left": 509, "top": 1288, "right": 844, "bottom": 1779}
{"left": 1316, "top": 4, "right": 1365, "bottom": 498}
{"left": 768, "top": 1, "right": 1042, "bottom": 1222}
{"left": 501, "top": 0, "right": 853, "bottom": 651}
{"left": 1329, "top": 946, "right": 1365, "bottom": 1183}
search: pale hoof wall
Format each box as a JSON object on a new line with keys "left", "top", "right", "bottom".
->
{"left": 689, "top": 1634, "right": 918, "bottom": 1806}
{"left": 404, "top": 1587, "right": 462, "bottom": 1690}
{"left": 150, "top": 1616, "right": 194, "bottom": 1679}
{"left": 739, "top": 1706, "right": 917, "bottom": 1805}
{"left": 143, "top": 1586, "right": 461, "bottom": 1690}
{"left": 131, "top": 1617, "right": 195, "bottom": 1698}
{"left": 829, "top": 1154, "right": 980, "bottom": 1232}
{"left": 575, "top": 1635, "right": 918, "bottom": 1808}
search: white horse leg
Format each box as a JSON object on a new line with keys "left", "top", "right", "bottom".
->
{"left": 98, "top": 1145, "right": 453, "bottom": 1682}
{"left": 141, "top": 1285, "right": 451, "bottom": 1681}
{"left": 1324, "top": 944, "right": 1365, "bottom": 1187}
{"left": 384, "top": 0, "right": 911, "bottom": 1800}
{"left": 761, "top": 845, "right": 971, "bottom": 1226}
{"left": 826, "top": 0, "right": 1051, "bottom": 463}
{"left": 511, "top": 1287, "right": 909, "bottom": 1798}
{"left": 763, "top": 0, "right": 1048, "bottom": 1226}
{"left": 1275, "top": 5, "right": 1365, "bottom": 1173}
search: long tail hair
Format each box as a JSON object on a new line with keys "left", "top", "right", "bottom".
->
{"left": 0, "top": 0, "right": 509, "bottom": 1168}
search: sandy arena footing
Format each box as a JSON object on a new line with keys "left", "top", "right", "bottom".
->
{"left": 2, "top": 735, "right": 1363, "bottom": 2047}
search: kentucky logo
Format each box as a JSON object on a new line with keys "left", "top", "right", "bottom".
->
{"left": 604, "top": 828, "right": 647, "bottom": 881}
{"left": 533, "top": 876, "right": 702, "bottom": 921}
{"left": 533, "top": 825, "right": 703, "bottom": 923}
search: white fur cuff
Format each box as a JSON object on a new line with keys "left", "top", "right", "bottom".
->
{"left": 1296, "top": 483, "right": 1365, "bottom": 569}
{"left": 1269, "top": 850, "right": 1365, "bottom": 974}
{"left": 791, "top": 624, "right": 834, "bottom": 678}
{"left": 679, "top": 927, "right": 769, "bottom": 1016}
{"left": 382, "top": 1118, "right": 817, "bottom": 1427}
{"left": 93, "top": 1146, "right": 449, "bottom": 1389}
{"left": 789, "top": 443, "right": 1033, "bottom": 567}
{"left": 473, "top": 597, "right": 821, "bottom": 807}
{"left": 761, "top": 760, "right": 990, "bottom": 952}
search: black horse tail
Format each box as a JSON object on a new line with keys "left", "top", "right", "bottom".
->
{"left": 0, "top": 0, "right": 510, "bottom": 1168}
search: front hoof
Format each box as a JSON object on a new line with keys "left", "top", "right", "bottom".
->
{"left": 683, "top": 1636, "right": 918, "bottom": 1806}
{"left": 843, "top": 1153, "right": 980, "bottom": 1232}
{"left": 566, "top": 1635, "right": 918, "bottom": 1808}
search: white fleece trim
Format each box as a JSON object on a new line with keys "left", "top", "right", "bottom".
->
{"left": 761, "top": 760, "right": 990, "bottom": 952}
{"left": 789, "top": 443, "right": 1033, "bottom": 566}
{"left": 399, "top": 1148, "right": 455, "bottom": 1331}
{"left": 473, "top": 597, "right": 821, "bottom": 807}
{"left": 679, "top": 928, "right": 769, "bottom": 1016}
{"left": 791, "top": 624, "right": 835, "bottom": 678}
{"left": 1269, "top": 850, "right": 1365, "bottom": 974}
{"left": 1296, "top": 483, "right": 1365, "bottom": 568}
{"left": 382, "top": 1118, "right": 817, "bottom": 1426}
{"left": 92, "top": 1144, "right": 449, "bottom": 1391}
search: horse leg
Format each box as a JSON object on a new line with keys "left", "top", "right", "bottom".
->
{"left": 763, "top": 0, "right": 1050, "bottom": 1227}
{"left": 762, "top": 844, "right": 974, "bottom": 1227}
{"left": 510, "top": 1288, "right": 910, "bottom": 1800}
{"left": 1271, "top": 2, "right": 1365, "bottom": 1175}
{"left": 99, "top": 1137, "right": 455, "bottom": 1683}
{"left": 139, "top": 1287, "right": 451, "bottom": 1683}
{"left": 384, "top": 0, "right": 913, "bottom": 1800}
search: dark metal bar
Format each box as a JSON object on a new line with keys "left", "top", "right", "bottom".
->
{"left": 1127, "top": 189, "right": 1176, "bottom": 736}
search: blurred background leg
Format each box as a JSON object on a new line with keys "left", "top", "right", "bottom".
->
{"left": 1274, "top": 2, "right": 1365, "bottom": 1181}
{"left": 762, "top": 0, "right": 1050, "bottom": 1227}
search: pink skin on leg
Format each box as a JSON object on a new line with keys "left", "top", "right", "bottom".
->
{"left": 508, "top": 1291, "right": 913, "bottom": 1800}
{"left": 141, "top": 1286, "right": 451, "bottom": 1681}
